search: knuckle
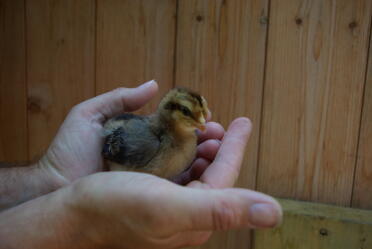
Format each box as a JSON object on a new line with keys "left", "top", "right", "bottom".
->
{"left": 69, "top": 102, "right": 95, "bottom": 119}
{"left": 70, "top": 103, "right": 85, "bottom": 115}
{"left": 211, "top": 200, "right": 238, "bottom": 230}
{"left": 113, "top": 87, "right": 127, "bottom": 95}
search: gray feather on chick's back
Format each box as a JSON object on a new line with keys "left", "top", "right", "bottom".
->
{"left": 103, "top": 114, "right": 161, "bottom": 168}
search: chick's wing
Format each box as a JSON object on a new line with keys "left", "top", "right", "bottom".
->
{"left": 103, "top": 114, "right": 160, "bottom": 168}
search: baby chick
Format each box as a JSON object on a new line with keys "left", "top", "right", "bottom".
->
{"left": 102, "top": 87, "right": 211, "bottom": 179}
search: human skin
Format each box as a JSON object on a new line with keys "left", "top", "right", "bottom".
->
{"left": 0, "top": 81, "right": 282, "bottom": 248}
{"left": 0, "top": 81, "right": 227, "bottom": 209}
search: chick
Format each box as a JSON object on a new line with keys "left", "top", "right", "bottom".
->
{"left": 102, "top": 87, "right": 211, "bottom": 179}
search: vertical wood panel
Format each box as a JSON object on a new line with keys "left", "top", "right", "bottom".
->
{"left": 96, "top": 0, "right": 176, "bottom": 113}
{"left": 257, "top": 0, "right": 372, "bottom": 206}
{"left": 352, "top": 25, "right": 372, "bottom": 209}
{"left": 0, "top": 0, "right": 28, "bottom": 162}
{"left": 176, "top": 0, "right": 269, "bottom": 248}
{"left": 26, "top": 0, "right": 95, "bottom": 160}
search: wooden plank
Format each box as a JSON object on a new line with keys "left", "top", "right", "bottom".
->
{"left": 176, "top": 0, "right": 269, "bottom": 248}
{"left": 96, "top": 0, "right": 176, "bottom": 114}
{"left": 352, "top": 20, "right": 372, "bottom": 209}
{"left": 0, "top": 0, "right": 28, "bottom": 163}
{"left": 257, "top": 0, "right": 372, "bottom": 206}
{"left": 26, "top": 0, "right": 95, "bottom": 160}
{"left": 254, "top": 198, "right": 372, "bottom": 249}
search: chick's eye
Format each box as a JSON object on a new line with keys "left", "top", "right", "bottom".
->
{"left": 180, "top": 106, "right": 192, "bottom": 117}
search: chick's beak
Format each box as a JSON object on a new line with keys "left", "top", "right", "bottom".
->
{"left": 197, "top": 115, "right": 206, "bottom": 131}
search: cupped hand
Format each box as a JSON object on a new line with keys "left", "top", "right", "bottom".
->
{"left": 64, "top": 118, "right": 282, "bottom": 249}
{"left": 38, "top": 80, "right": 225, "bottom": 186}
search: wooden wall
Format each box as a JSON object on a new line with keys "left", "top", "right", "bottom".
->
{"left": 0, "top": 0, "right": 371, "bottom": 248}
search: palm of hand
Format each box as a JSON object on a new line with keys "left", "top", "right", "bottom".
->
{"left": 42, "top": 112, "right": 106, "bottom": 182}
{"left": 40, "top": 83, "right": 226, "bottom": 184}
{"left": 72, "top": 117, "right": 265, "bottom": 249}
{"left": 35, "top": 83, "right": 281, "bottom": 249}
{"left": 44, "top": 109, "right": 225, "bottom": 184}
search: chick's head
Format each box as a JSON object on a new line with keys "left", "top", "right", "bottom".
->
{"left": 158, "top": 88, "right": 211, "bottom": 132}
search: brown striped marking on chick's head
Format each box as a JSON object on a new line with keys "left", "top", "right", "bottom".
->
{"left": 159, "top": 87, "right": 210, "bottom": 131}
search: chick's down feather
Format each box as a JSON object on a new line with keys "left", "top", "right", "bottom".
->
{"left": 102, "top": 114, "right": 160, "bottom": 167}
{"left": 102, "top": 87, "right": 210, "bottom": 179}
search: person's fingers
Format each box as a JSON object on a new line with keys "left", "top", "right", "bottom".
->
{"left": 196, "top": 139, "right": 221, "bottom": 161}
{"left": 173, "top": 138, "right": 221, "bottom": 185}
{"left": 188, "top": 158, "right": 211, "bottom": 182}
{"left": 197, "top": 122, "right": 225, "bottom": 144}
{"left": 200, "top": 118, "right": 252, "bottom": 188}
{"left": 73, "top": 80, "right": 158, "bottom": 121}
{"left": 172, "top": 158, "right": 211, "bottom": 185}
{"left": 172, "top": 187, "right": 282, "bottom": 231}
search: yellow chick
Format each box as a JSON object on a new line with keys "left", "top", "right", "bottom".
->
{"left": 102, "top": 87, "right": 211, "bottom": 179}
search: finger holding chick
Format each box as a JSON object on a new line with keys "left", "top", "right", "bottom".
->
{"left": 172, "top": 121, "right": 225, "bottom": 184}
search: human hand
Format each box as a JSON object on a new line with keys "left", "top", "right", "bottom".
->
{"left": 37, "top": 80, "right": 224, "bottom": 187}
{"left": 61, "top": 118, "right": 282, "bottom": 249}
{"left": 0, "top": 114, "right": 282, "bottom": 249}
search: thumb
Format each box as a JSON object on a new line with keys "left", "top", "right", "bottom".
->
{"left": 174, "top": 188, "right": 282, "bottom": 231}
{"left": 75, "top": 80, "right": 158, "bottom": 120}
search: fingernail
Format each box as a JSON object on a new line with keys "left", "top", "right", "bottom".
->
{"left": 249, "top": 203, "right": 281, "bottom": 228}
{"left": 139, "top": 80, "right": 156, "bottom": 88}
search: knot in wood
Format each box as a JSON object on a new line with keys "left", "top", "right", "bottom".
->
{"left": 27, "top": 96, "right": 42, "bottom": 113}
{"left": 319, "top": 228, "right": 329, "bottom": 236}
{"left": 349, "top": 21, "right": 357, "bottom": 30}
{"left": 295, "top": 17, "right": 303, "bottom": 25}
{"left": 260, "top": 16, "right": 268, "bottom": 25}
{"left": 196, "top": 15, "right": 204, "bottom": 22}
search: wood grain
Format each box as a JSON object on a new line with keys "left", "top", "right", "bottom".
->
{"left": 176, "top": 0, "right": 269, "bottom": 248}
{"left": 26, "top": 0, "right": 95, "bottom": 160}
{"left": 96, "top": 0, "right": 176, "bottom": 114}
{"left": 352, "top": 23, "right": 372, "bottom": 209}
{"left": 257, "top": 0, "right": 372, "bottom": 206}
{"left": 1, "top": 1, "right": 372, "bottom": 247}
{"left": 255, "top": 198, "right": 372, "bottom": 249}
{"left": 0, "top": 0, "right": 28, "bottom": 163}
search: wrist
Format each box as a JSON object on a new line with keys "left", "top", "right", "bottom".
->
{"left": 0, "top": 183, "right": 96, "bottom": 249}
{"left": 36, "top": 155, "right": 71, "bottom": 189}
{"left": 0, "top": 162, "right": 69, "bottom": 210}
